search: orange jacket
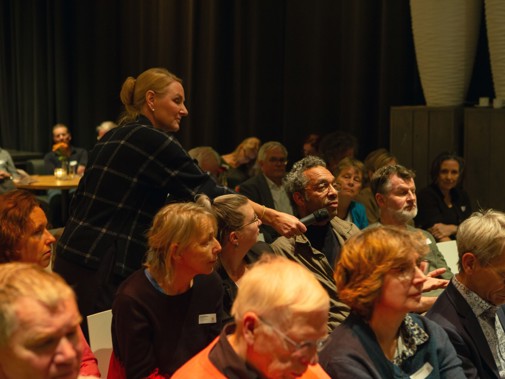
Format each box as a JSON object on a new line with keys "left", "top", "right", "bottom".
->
{"left": 172, "top": 337, "right": 330, "bottom": 379}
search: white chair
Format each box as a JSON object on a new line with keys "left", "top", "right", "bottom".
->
{"left": 87, "top": 309, "right": 113, "bottom": 378}
{"left": 436, "top": 240, "right": 459, "bottom": 274}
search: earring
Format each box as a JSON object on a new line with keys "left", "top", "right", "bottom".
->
{"left": 151, "top": 107, "right": 155, "bottom": 112}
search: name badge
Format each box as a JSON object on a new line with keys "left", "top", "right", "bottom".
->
{"left": 410, "top": 362, "right": 433, "bottom": 379}
{"left": 425, "top": 238, "right": 432, "bottom": 245}
{"left": 198, "top": 313, "right": 217, "bottom": 324}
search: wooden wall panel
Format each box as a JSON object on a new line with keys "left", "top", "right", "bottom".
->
{"left": 390, "top": 106, "right": 463, "bottom": 189}
{"left": 464, "top": 108, "right": 505, "bottom": 211}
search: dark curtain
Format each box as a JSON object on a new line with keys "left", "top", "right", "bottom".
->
{"left": 0, "top": 0, "right": 492, "bottom": 160}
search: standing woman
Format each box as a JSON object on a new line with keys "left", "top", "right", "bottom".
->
{"left": 54, "top": 68, "right": 303, "bottom": 327}
{"left": 109, "top": 201, "right": 223, "bottom": 378}
{"left": 207, "top": 194, "right": 262, "bottom": 322}
{"left": 220, "top": 137, "right": 261, "bottom": 190}
{"left": 415, "top": 152, "right": 472, "bottom": 241}
{"left": 319, "top": 226, "right": 464, "bottom": 378}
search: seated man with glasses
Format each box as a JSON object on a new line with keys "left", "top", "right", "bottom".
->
{"left": 172, "top": 254, "right": 330, "bottom": 379}
{"left": 427, "top": 210, "right": 505, "bottom": 379}
{"left": 239, "top": 141, "right": 293, "bottom": 243}
{"left": 270, "top": 156, "right": 360, "bottom": 331}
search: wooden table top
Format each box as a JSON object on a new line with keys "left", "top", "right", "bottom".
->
{"left": 15, "top": 175, "right": 81, "bottom": 190}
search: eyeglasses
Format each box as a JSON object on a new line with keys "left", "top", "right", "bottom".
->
{"left": 258, "top": 316, "right": 329, "bottom": 353}
{"left": 238, "top": 213, "right": 259, "bottom": 229}
{"left": 390, "top": 260, "right": 428, "bottom": 282}
{"left": 268, "top": 157, "right": 288, "bottom": 165}
{"left": 310, "top": 180, "right": 339, "bottom": 195}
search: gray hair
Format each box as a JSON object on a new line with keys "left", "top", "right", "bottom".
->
{"left": 457, "top": 209, "right": 505, "bottom": 271}
{"left": 370, "top": 164, "right": 416, "bottom": 196}
{"left": 0, "top": 263, "right": 76, "bottom": 346}
{"left": 232, "top": 254, "right": 329, "bottom": 329}
{"left": 257, "top": 141, "right": 288, "bottom": 163}
{"left": 96, "top": 121, "right": 118, "bottom": 133}
{"left": 283, "top": 156, "right": 327, "bottom": 197}
{"left": 188, "top": 146, "right": 220, "bottom": 165}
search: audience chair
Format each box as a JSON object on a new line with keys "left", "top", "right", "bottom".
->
{"left": 87, "top": 309, "right": 113, "bottom": 377}
{"left": 25, "top": 158, "right": 46, "bottom": 175}
{"left": 436, "top": 240, "right": 459, "bottom": 274}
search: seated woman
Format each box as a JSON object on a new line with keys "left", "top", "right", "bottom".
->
{"left": 206, "top": 194, "right": 262, "bottom": 322}
{"left": 109, "top": 201, "right": 223, "bottom": 378}
{"left": 333, "top": 157, "right": 368, "bottom": 229}
{"left": 355, "top": 148, "right": 397, "bottom": 225}
{"left": 415, "top": 152, "right": 472, "bottom": 241}
{"left": 0, "top": 189, "right": 101, "bottom": 378}
{"left": 319, "top": 226, "right": 464, "bottom": 378}
{"left": 220, "top": 137, "right": 261, "bottom": 190}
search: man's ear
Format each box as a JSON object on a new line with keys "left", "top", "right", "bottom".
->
{"left": 242, "top": 312, "right": 259, "bottom": 345}
{"left": 461, "top": 252, "right": 478, "bottom": 274}
{"left": 292, "top": 191, "right": 305, "bottom": 207}
{"left": 375, "top": 193, "right": 385, "bottom": 207}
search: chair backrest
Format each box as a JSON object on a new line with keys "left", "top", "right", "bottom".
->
{"left": 25, "top": 159, "right": 46, "bottom": 175}
{"left": 87, "top": 309, "right": 113, "bottom": 377}
{"left": 436, "top": 240, "right": 459, "bottom": 274}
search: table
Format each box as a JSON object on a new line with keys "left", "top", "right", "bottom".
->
{"left": 15, "top": 175, "right": 81, "bottom": 224}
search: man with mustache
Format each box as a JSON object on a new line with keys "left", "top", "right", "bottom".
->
{"left": 370, "top": 164, "right": 453, "bottom": 309}
{"left": 270, "top": 156, "right": 360, "bottom": 332}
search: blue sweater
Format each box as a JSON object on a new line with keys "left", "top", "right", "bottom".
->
{"left": 349, "top": 200, "right": 368, "bottom": 229}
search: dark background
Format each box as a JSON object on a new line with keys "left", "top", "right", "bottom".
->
{"left": 0, "top": 0, "right": 493, "bottom": 162}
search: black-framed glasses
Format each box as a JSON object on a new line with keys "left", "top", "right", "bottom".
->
{"left": 258, "top": 316, "right": 329, "bottom": 353}
{"left": 238, "top": 213, "right": 259, "bottom": 229}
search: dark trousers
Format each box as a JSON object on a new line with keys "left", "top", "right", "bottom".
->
{"left": 53, "top": 245, "right": 125, "bottom": 341}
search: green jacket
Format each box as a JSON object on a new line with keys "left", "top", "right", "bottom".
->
{"left": 270, "top": 217, "right": 360, "bottom": 332}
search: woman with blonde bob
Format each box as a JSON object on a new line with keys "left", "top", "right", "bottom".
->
{"left": 319, "top": 226, "right": 464, "bottom": 378}
{"left": 109, "top": 201, "right": 223, "bottom": 379}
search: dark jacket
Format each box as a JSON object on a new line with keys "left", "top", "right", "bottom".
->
{"left": 239, "top": 173, "right": 282, "bottom": 242}
{"left": 426, "top": 281, "right": 505, "bottom": 379}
